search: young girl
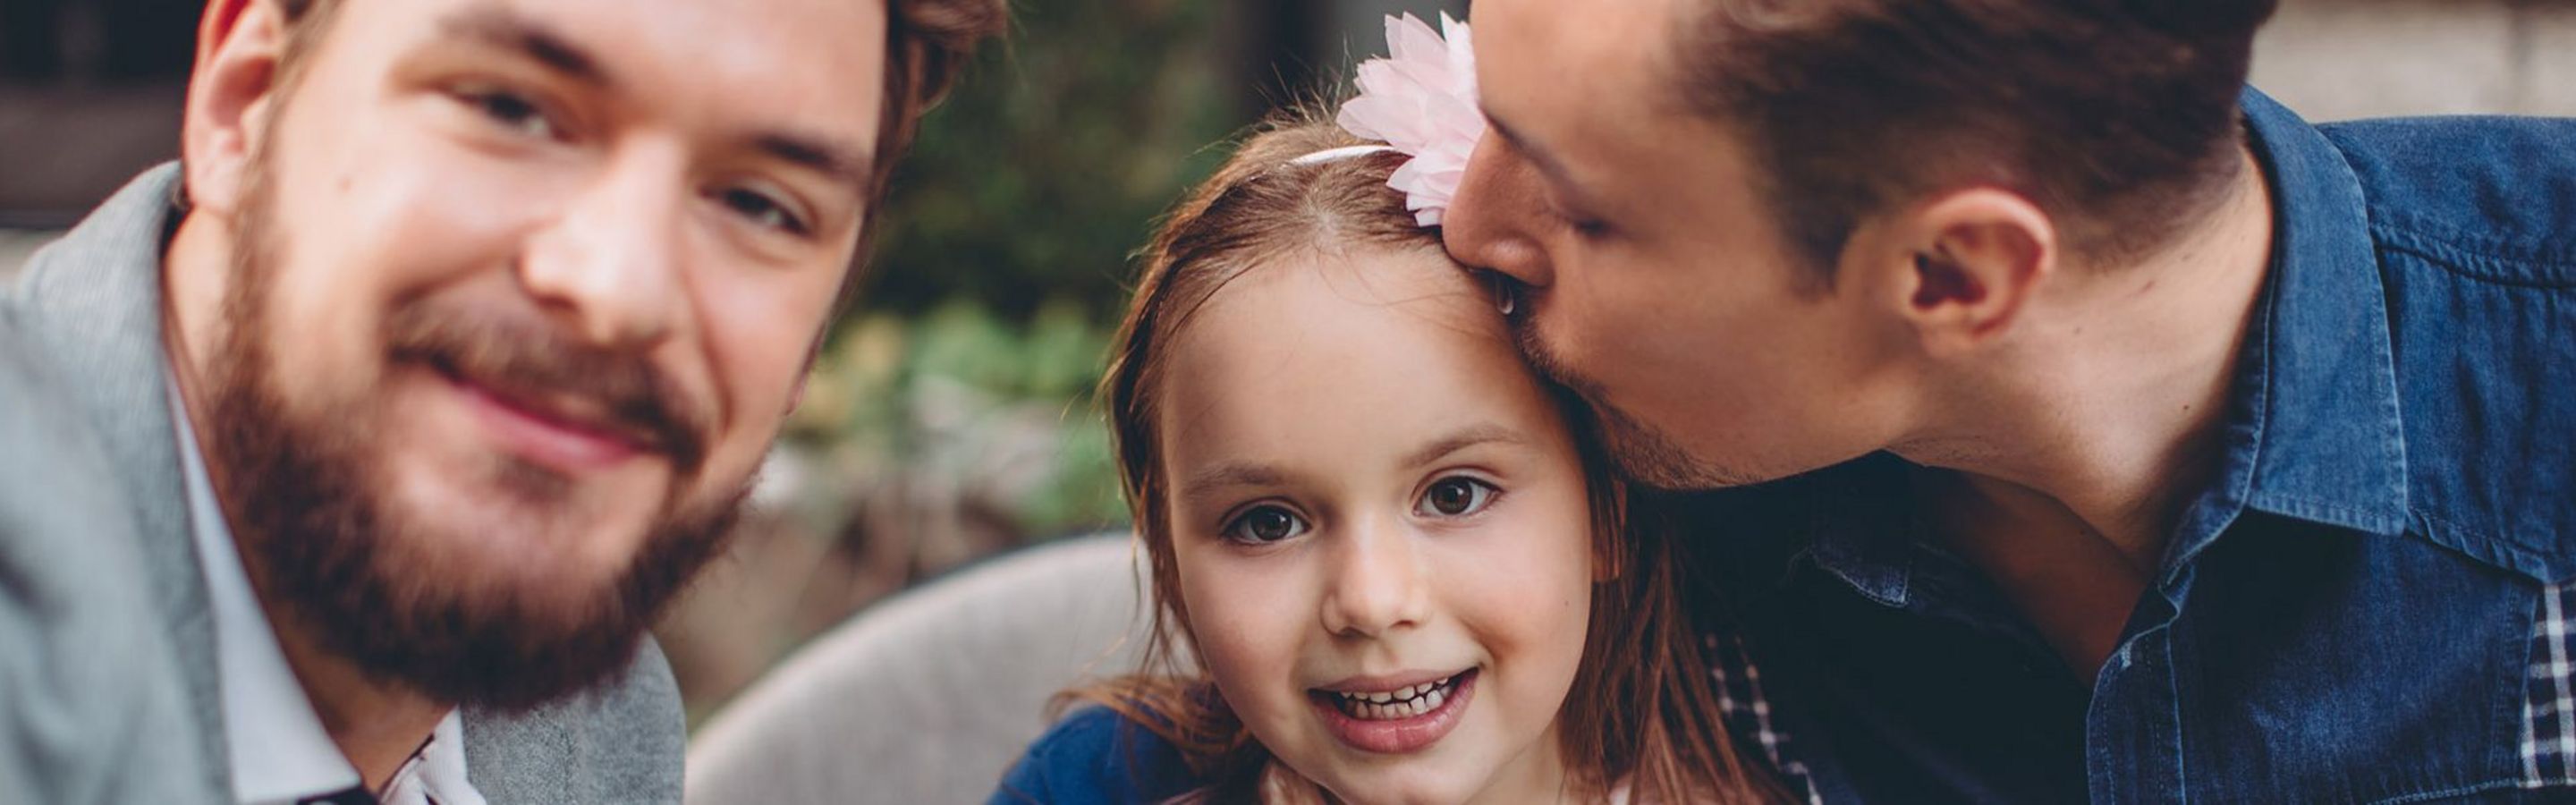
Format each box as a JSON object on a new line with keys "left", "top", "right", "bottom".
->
{"left": 986, "top": 101, "right": 1788, "bottom": 803}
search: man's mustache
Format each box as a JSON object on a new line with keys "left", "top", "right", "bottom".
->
{"left": 383, "top": 303, "right": 711, "bottom": 474}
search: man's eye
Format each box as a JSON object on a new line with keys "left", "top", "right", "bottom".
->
{"left": 1540, "top": 192, "right": 1612, "bottom": 241}
{"left": 1550, "top": 205, "right": 1611, "bottom": 241}
{"left": 716, "top": 187, "right": 809, "bottom": 235}
{"left": 1222, "top": 505, "right": 1309, "bottom": 545}
{"left": 1415, "top": 477, "right": 1499, "bottom": 518}
{"left": 460, "top": 88, "right": 557, "bottom": 140}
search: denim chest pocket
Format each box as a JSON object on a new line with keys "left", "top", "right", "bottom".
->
{"left": 2375, "top": 247, "right": 2576, "bottom": 588}
{"left": 2165, "top": 521, "right": 2560, "bottom": 804}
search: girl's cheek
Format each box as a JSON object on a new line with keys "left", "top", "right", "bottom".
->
{"left": 1179, "top": 560, "right": 1293, "bottom": 670}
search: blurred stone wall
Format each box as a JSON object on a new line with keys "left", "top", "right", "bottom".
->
{"left": 2250, "top": 0, "right": 2576, "bottom": 120}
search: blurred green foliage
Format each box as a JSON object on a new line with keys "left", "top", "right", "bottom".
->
{"left": 781, "top": 0, "right": 1272, "bottom": 542}
{"left": 855, "top": 0, "right": 1250, "bottom": 326}
{"left": 789, "top": 300, "right": 1127, "bottom": 537}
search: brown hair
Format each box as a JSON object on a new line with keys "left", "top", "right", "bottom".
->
{"left": 1065, "top": 107, "right": 1783, "bottom": 803}
{"left": 1675, "top": 0, "right": 2278, "bottom": 280}
{"left": 267, "top": 0, "right": 1005, "bottom": 292}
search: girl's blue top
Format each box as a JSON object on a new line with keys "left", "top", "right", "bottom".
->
{"left": 988, "top": 706, "right": 1208, "bottom": 804}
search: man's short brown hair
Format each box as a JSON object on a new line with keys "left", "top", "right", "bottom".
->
{"left": 1675, "top": 0, "right": 2278, "bottom": 275}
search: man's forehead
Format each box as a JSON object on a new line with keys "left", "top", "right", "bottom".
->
{"left": 335, "top": 0, "right": 888, "bottom": 173}
{"left": 1478, "top": 0, "right": 1682, "bottom": 94}
{"left": 351, "top": 0, "right": 886, "bottom": 117}
{"left": 1479, "top": 1, "right": 1690, "bottom": 134}
{"left": 1476, "top": 0, "right": 1699, "bottom": 187}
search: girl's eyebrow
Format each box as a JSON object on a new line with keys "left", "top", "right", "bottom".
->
{"left": 1182, "top": 462, "right": 1288, "bottom": 500}
{"left": 1402, "top": 423, "right": 1528, "bottom": 469}
{"left": 1178, "top": 424, "right": 1527, "bottom": 499}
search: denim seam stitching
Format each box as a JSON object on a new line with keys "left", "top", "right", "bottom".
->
{"left": 2370, "top": 210, "right": 2576, "bottom": 266}
{"left": 2418, "top": 507, "right": 2567, "bottom": 578}
{"left": 2363, "top": 777, "right": 2523, "bottom": 805}
{"left": 2165, "top": 625, "right": 2187, "bottom": 804}
{"left": 2374, "top": 225, "right": 2576, "bottom": 289}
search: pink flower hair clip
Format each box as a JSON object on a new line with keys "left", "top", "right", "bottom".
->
{"left": 1335, "top": 13, "right": 1484, "bottom": 228}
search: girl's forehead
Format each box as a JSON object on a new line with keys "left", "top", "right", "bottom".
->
{"left": 1153, "top": 246, "right": 1563, "bottom": 470}
{"left": 1195, "top": 244, "right": 1503, "bottom": 341}
{"left": 1175, "top": 248, "right": 1504, "bottom": 372}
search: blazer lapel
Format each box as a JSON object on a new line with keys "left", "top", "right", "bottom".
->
{"left": 8, "top": 163, "right": 228, "bottom": 793}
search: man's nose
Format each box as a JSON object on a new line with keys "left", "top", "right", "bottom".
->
{"left": 520, "top": 147, "right": 691, "bottom": 350}
{"left": 1318, "top": 515, "right": 1429, "bottom": 639}
{"left": 1441, "top": 135, "right": 1554, "bottom": 291}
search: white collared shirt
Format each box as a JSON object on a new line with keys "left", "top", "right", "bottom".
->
{"left": 168, "top": 374, "right": 487, "bottom": 805}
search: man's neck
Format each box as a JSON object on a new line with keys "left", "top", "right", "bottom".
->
{"left": 267, "top": 607, "right": 452, "bottom": 792}
{"left": 1891, "top": 148, "right": 2275, "bottom": 675}
{"left": 165, "top": 214, "right": 451, "bottom": 793}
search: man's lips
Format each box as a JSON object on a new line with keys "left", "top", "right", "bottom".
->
{"left": 431, "top": 363, "right": 661, "bottom": 472}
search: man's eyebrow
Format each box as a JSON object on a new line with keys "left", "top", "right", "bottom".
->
{"left": 1402, "top": 423, "right": 1529, "bottom": 469}
{"left": 439, "top": 7, "right": 611, "bottom": 89}
{"left": 1482, "top": 110, "right": 1580, "bottom": 191}
{"left": 751, "top": 132, "right": 876, "bottom": 194}
{"left": 1182, "top": 462, "right": 1289, "bottom": 499}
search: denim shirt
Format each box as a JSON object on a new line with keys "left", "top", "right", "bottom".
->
{"left": 1697, "top": 89, "right": 2576, "bottom": 804}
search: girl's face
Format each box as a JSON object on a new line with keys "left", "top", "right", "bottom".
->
{"left": 1157, "top": 245, "right": 1598, "bottom": 804}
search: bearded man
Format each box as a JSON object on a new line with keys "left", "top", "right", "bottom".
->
{"left": 0, "top": 0, "right": 1002, "bottom": 801}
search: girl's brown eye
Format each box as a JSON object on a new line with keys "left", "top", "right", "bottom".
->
{"left": 1419, "top": 477, "right": 1498, "bottom": 518}
{"left": 1223, "top": 504, "right": 1308, "bottom": 544}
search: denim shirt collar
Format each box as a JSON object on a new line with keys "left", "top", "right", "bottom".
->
{"left": 1799, "top": 88, "right": 2412, "bottom": 608}
{"left": 2162, "top": 88, "right": 2411, "bottom": 578}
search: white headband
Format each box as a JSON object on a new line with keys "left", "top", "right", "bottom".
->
{"left": 1286, "top": 144, "right": 1397, "bottom": 166}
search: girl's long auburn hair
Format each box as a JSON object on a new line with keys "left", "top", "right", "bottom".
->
{"left": 1061, "top": 106, "right": 1784, "bottom": 804}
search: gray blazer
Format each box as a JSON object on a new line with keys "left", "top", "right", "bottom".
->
{"left": 0, "top": 165, "right": 685, "bottom": 803}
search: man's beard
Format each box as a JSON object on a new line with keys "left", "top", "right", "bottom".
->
{"left": 199, "top": 175, "right": 747, "bottom": 714}
{"left": 1509, "top": 320, "right": 1759, "bottom": 491}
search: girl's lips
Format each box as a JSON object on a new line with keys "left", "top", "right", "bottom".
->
{"left": 1309, "top": 668, "right": 1478, "bottom": 755}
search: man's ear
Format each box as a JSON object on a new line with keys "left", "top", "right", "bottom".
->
{"left": 182, "top": 0, "right": 292, "bottom": 219}
{"left": 1849, "top": 188, "right": 2058, "bottom": 359}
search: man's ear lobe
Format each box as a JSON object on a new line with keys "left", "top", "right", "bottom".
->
{"left": 1890, "top": 189, "right": 2057, "bottom": 358}
{"left": 182, "top": 0, "right": 291, "bottom": 218}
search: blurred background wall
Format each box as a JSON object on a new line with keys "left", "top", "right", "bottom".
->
{"left": 1, "top": 0, "right": 2569, "bottom": 724}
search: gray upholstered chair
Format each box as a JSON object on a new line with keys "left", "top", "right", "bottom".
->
{"left": 683, "top": 532, "right": 1162, "bottom": 803}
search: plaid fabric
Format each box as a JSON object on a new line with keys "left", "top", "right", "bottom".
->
{"left": 1709, "top": 632, "right": 1825, "bottom": 804}
{"left": 2526, "top": 582, "right": 2576, "bottom": 788}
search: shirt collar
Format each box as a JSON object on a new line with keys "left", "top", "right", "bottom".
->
{"left": 167, "top": 370, "right": 365, "bottom": 803}
{"left": 165, "top": 372, "right": 481, "bottom": 805}
{"left": 1797, "top": 455, "right": 1922, "bottom": 607}
{"left": 2161, "top": 88, "right": 2411, "bottom": 574}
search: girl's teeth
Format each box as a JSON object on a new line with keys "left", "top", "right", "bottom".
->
{"left": 1334, "top": 674, "right": 1461, "bottom": 720}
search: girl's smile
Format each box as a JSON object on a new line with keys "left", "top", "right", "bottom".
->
{"left": 1311, "top": 667, "right": 1480, "bottom": 754}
